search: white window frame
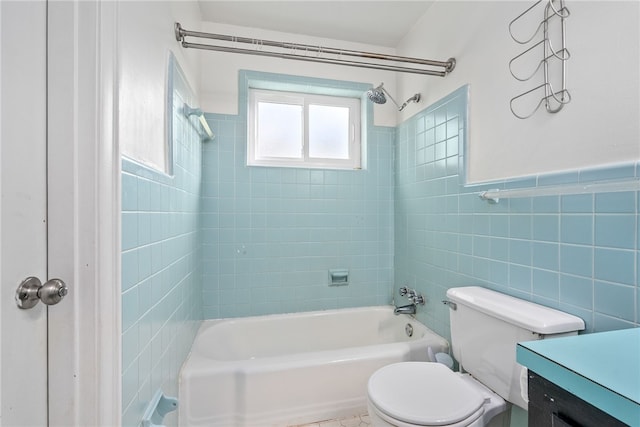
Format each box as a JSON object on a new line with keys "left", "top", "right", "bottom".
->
{"left": 248, "top": 88, "right": 361, "bottom": 169}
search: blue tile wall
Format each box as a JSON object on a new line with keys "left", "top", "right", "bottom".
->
{"left": 395, "top": 85, "right": 640, "bottom": 341}
{"left": 121, "top": 56, "right": 203, "bottom": 427}
{"left": 119, "top": 66, "right": 638, "bottom": 424}
{"left": 200, "top": 71, "right": 395, "bottom": 318}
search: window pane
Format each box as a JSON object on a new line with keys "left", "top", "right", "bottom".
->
{"left": 257, "top": 102, "right": 302, "bottom": 158}
{"left": 308, "top": 104, "right": 349, "bottom": 159}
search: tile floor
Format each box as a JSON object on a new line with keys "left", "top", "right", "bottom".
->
{"left": 291, "top": 413, "right": 371, "bottom": 427}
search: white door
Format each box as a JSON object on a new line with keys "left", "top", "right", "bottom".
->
{"left": 45, "top": 1, "right": 122, "bottom": 425}
{"left": 2, "top": 2, "right": 121, "bottom": 426}
{"left": 0, "top": 1, "right": 50, "bottom": 425}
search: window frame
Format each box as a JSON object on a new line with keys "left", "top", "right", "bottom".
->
{"left": 247, "top": 88, "right": 361, "bottom": 170}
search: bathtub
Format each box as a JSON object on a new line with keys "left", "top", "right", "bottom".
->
{"left": 178, "top": 306, "right": 449, "bottom": 427}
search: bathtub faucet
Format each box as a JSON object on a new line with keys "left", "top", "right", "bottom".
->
{"left": 394, "top": 303, "right": 417, "bottom": 315}
{"left": 394, "top": 286, "right": 425, "bottom": 315}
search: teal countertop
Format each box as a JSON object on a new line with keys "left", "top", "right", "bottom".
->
{"left": 517, "top": 328, "right": 640, "bottom": 426}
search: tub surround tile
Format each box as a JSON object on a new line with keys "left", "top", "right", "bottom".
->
{"left": 580, "top": 164, "right": 636, "bottom": 183}
{"left": 121, "top": 70, "right": 639, "bottom": 425}
{"left": 594, "top": 214, "right": 636, "bottom": 249}
{"left": 594, "top": 281, "right": 636, "bottom": 322}
{"left": 121, "top": 57, "right": 203, "bottom": 426}
{"left": 532, "top": 214, "right": 560, "bottom": 242}
{"left": 395, "top": 85, "right": 640, "bottom": 340}
{"left": 509, "top": 214, "right": 532, "bottom": 239}
{"left": 559, "top": 244, "right": 593, "bottom": 278}
{"left": 532, "top": 242, "right": 559, "bottom": 271}
{"left": 509, "top": 240, "right": 532, "bottom": 266}
{"left": 595, "top": 191, "right": 637, "bottom": 214}
{"left": 200, "top": 72, "right": 394, "bottom": 318}
{"left": 538, "top": 171, "right": 580, "bottom": 187}
{"left": 560, "top": 214, "right": 593, "bottom": 245}
{"left": 532, "top": 269, "right": 560, "bottom": 300}
{"left": 592, "top": 313, "right": 637, "bottom": 332}
{"left": 533, "top": 195, "right": 560, "bottom": 213}
{"left": 559, "top": 274, "right": 594, "bottom": 310}
{"left": 594, "top": 248, "right": 636, "bottom": 285}
{"left": 561, "top": 194, "right": 594, "bottom": 213}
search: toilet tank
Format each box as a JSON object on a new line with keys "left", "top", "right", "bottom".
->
{"left": 445, "top": 286, "right": 585, "bottom": 410}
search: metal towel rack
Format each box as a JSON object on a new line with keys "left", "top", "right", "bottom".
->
{"left": 508, "top": 0, "right": 571, "bottom": 119}
{"left": 478, "top": 178, "right": 640, "bottom": 204}
{"left": 174, "top": 23, "right": 456, "bottom": 77}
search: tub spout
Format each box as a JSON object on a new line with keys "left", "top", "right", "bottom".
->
{"left": 394, "top": 304, "right": 416, "bottom": 315}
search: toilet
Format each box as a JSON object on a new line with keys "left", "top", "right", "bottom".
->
{"left": 367, "top": 286, "right": 585, "bottom": 427}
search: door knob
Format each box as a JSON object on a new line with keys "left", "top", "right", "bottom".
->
{"left": 15, "top": 276, "right": 68, "bottom": 309}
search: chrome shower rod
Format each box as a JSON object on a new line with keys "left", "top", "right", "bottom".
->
{"left": 174, "top": 23, "right": 456, "bottom": 77}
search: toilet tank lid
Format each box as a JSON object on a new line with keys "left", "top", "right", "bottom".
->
{"left": 446, "top": 287, "right": 585, "bottom": 334}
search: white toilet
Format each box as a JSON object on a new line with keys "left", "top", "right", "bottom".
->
{"left": 367, "top": 286, "right": 585, "bottom": 427}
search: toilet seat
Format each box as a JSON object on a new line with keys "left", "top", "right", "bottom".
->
{"left": 367, "top": 362, "right": 485, "bottom": 426}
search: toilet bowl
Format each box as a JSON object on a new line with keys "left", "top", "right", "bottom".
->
{"left": 366, "top": 286, "right": 586, "bottom": 427}
{"left": 367, "top": 362, "right": 507, "bottom": 427}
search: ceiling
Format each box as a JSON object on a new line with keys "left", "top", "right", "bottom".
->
{"left": 198, "top": 1, "right": 435, "bottom": 48}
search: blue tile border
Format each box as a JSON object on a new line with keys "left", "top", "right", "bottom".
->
{"left": 463, "top": 160, "right": 640, "bottom": 194}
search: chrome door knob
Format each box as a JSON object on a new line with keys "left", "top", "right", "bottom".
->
{"left": 15, "top": 277, "right": 68, "bottom": 309}
{"left": 38, "top": 278, "right": 68, "bottom": 305}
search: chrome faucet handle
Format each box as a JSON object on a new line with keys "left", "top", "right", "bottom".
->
{"left": 399, "top": 286, "right": 409, "bottom": 296}
{"left": 412, "top": 294, "right": 425, "bottom": 305}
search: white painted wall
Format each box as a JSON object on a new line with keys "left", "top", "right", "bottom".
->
{"left": 117, "top": 1, "right": 639, "bottom": 181}
{"left": 198, "top": 22, "right": 400, "bottom": 127}
{"left": 118, "top": 1, "right": 202, "bottom": 172}
{"left": 396, "top": 1, "right": 640, "bottom": 183}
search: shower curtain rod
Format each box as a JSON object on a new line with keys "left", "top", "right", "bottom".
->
{"left": 174, "top": 23, "right": 456, "bottom": 77}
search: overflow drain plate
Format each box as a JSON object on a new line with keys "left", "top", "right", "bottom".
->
{"left": 405, "top": 323, "right": 414, "bottom": 337}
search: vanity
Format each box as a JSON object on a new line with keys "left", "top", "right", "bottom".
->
{"left": 517, "top": 328, "right": 640, "bottom": 426}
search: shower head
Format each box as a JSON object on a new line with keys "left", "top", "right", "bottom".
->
{"left": 399, "top": 93, "right": 421, "bottom": 112}
{"left": 366, "top": 82, "right": 421, "bottom": 112}
{"left": 366, "top": 83, "right": 387, "bottom": 104}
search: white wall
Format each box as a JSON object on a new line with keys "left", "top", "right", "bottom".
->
{"left": 198, "top": 22, "right": 400, "bottom": 127}
{"left": 118, "top": 1, "right": 202, "bottom": 172}
{"left": 117, "top": 1, "right": 639, "bottom": 180}
{"left": 396, "top": 1, "right": 640, "bottom": 183}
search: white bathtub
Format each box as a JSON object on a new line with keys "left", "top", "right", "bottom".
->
{"left": 179, "top": 306, "right": 449, "bottom": 427}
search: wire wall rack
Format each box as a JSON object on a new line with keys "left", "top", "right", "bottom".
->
{"left": 509, "top": 0, "right": 571, "bottom": 119}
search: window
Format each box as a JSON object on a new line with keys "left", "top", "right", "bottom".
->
{"left": 248, "top": 88, "right": 361, "bottom": 169}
